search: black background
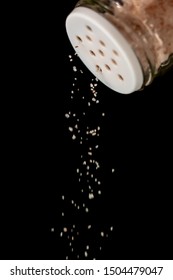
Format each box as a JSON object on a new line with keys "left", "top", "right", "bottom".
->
{"left": 1, "top": 0, "right": 173, "bottom": 260}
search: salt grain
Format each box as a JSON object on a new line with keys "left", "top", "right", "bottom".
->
{"left": 89, "top": 193, "right": 94, "bottom": 200}
{"left": 63, "top": 227, "right": 68, "bottom": 233}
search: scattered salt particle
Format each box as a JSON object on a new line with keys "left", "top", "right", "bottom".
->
{"left": 74, "top": 77, "right": 77, "bottom": 80}
{"left": 66, "top": 256, "right": 68, "bottom": 260}
{"left": 98, "top": 181, "right": 101, "bottom": 185}
{"left": 78, "top": 130, "right": 80, "bottom": 133}
{"left": 91, "top": 174, "right": 94, "bottom": 178}
{"left": 76, "top": 168, "right": 79, "bottom": 173}
{"left": 88, "top": 102, "right": 91, "bottom": 106}
{"left": 92, "top": 131, "right": 96, "bottom": 136}
{"left": 73, "top": 66, "right": 77, "bottom": 72}
{"left": 86, "top": 166, "right": 90, "bottom": 170}
{"left": 81, "top": 189, "right": 84, "bottom": 193}
{"left": 78, "top": 178, "right": 81, "bottom": 182}
{"left": 99, "top": 247, "right": 102, "bottom": 251}
{"left": 72, "top": 236, "right": 74, "bottom": 241}
{"left": 89, "top": 193, "right": 94, "bottom": 200}
{"left": 65, "top": 113, "right": 70, "bottom": 118}
{"left": 83, "top": 203, "right": 85, "bottom": 207}
{"left": 71, "top": 248, "right": 74, "bottom": 252}
{"left": 90, "top": 160, "right": 93, "bottom": 163}
{"left": 97, "top": 126, "right": 100, "bottom": 131}
{"left": 95, "top": 178, "right": 98, "bottom": 182}
{"left": 73, "top": 113, "right": 76, "bottom": 117}
{"left": 110, "top": 227, "right": 114, "bottom": 231}
{"left": 62, "top": 212, "right": 64, "bottom": 217}
{"left": 68, "top": 55, "right": 72, "bottom": 58}
{"left": 82, "top": 96, "right": 85, "bottom": 99}
{"left": 86, "top": 245, "right": 89, "bottom": 250}
{"left": 77, "top": 232, "right": 79, "bottom": 235}
{"left": 95, "top": 78, "right": 98, "bottom": 81}
{"left": 77, "top": 206, "right": 80, "bottom": 210}
{"left": 88, "top": 225, "right": 92, "bottom": 229}
{"left": 80, "top": 70, "right": 83, "bottom": 74}
{"left": 112, "top": 168, "right": 115, "bottom": 173}
{"left": 60, "top": 232, "right": 63, "bottom": 237}
{"left": 106, "top": 234, "right": 109, "bottom": 238}
{"left": 62, "top": 195, "right": 65, "bottom": 200}
{"left": 77, "top": 255, "right": 79, "bottom": 259}
{"left": 72, "top": 83, "right": 75, "bottom": 86}
{"left": 98, "top": 190, "right": 102, "bottom": 195}
{"left": 83, "top": 112, "right": 85, "bottom": 115}
{"left": 72, "top": 134, "right": 76, "bottom": 140}
{"left": 80, "top": 141, "right": 83, "bottom": 144}
{"left": 68, "top": 127, "right": 73, "bottom": 132}
{"left": 71, "top": 90, "right": 74, "bottom": 94}
{"left": 88, "top": 152, "right": 92, "bottom": 156}
{"left": 96, "top": 100, "right": 99, "bottom": 104}
{"left": 69, "top": 242, "right": 72, "bottom": 247}
{"left": 90, "top": 83, "right": 94, "bottom": 88}
{"left": 51, "top": 228, "right": 54, "bottom": 232}
{"left": 85, "top": 208, "right": 89, "bottom": 213}
{"left": 102, "top": 112, "right": 105, "bottom": 116}
{"left": 80, "top": 173, "right": 83, "bottom": 177}
{"left": 86, "top": 172, "right": 89, "bottom": 175}
{"left": 73, "top": 225, "right": 76, "bottom": 229}
{"left": 84, "top": 251, "right": 88, "bottom": 257}
{"left": 81, "top": 155, "right": 83, "bottom": 158}
{"left": 92, "top": 98, "right": 96, "bottom": 102}
{"left": 63, "top": 227, "right": 68, "bottom": 233}
{"left": 101, "top": 232, "right": 104, "bottom": 237}
{"left": 71, "top": 200, "right": 74, "bottom": 204}
{"left": 74, "top": 124, "right": 78, "bottom": 129}
{"left": 95, "top": 145, "right": 99, "bottom": 149}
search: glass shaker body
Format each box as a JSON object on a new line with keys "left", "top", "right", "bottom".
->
{"left": 66, "top": 0, "right": 173, "bottom": 93}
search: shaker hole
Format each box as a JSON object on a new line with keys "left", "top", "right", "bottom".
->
{"left": 76, "top": 35, "right": 82, "bottom": 42}
{"left": 118, "top": 74, "right": 124, "bottom": 81}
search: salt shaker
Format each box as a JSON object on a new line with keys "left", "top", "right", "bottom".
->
{"left": 66, "top": 0, "right": 173, "bottom": 94}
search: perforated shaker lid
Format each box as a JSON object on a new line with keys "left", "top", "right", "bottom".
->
{"left": 66, "top": 7, "right": 143, "bottom": 94}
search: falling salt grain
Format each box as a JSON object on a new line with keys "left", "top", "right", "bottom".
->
{"left": 88, "top": 225, "right": 91, "bottom": 229}
{"left": 72, "top": 135, "right": 76, "bottom": 140}
{"left": 76, "top": 168, "right": 79, "bottom": 173}
{"left": 85, "top": 208, "right": 89, "bottom": 213}
{"left": 68, "top": 127, "right": 73, "bottom": 132}
{"left": 63, "top": 227, "right": 68, "bottom": 233}
{"left": 101, "top": 232, "right": 104, "bottom": 237}
{"left": 112, "top": 168, "right": 115, "bottom": 173}
{"left": 60, "top": 232, "right": 63, "bottom": 237}
{"left": 110, "top": 227, "right": 114, "bottom": 231}
{"left": 98, "top": 190, "right": 101, "bottom": 195}
{"left": 65, "top": 113, "right": 70, "bottom": 119}
{"left": 73, "top": 66, "right": 77, "bottom": 72}
{"left": 89, "top": 193, "right": 94, "bottom": 200}
{"left": 51, "top": 228, "right": 54, "bottom": 232}
{"left": 62, "top": 195, "right": 65, "bottom": 200}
